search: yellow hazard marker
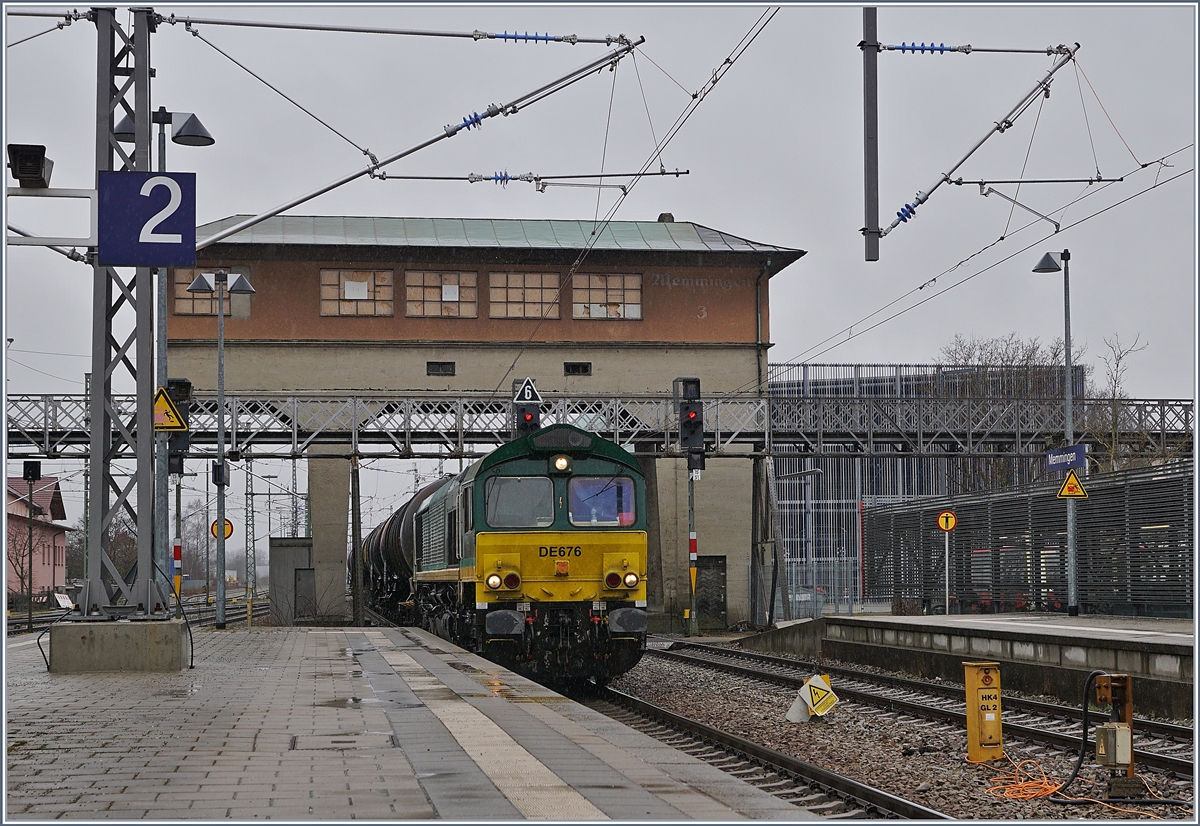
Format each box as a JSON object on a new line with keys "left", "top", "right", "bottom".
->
{"left": 798, "top": 674, "right": 839, "bottom": 716}
{"left": 1057, "top": 468, "right": 1088, "bottom": 499}
{"left": 153, "top": 387, "right": 188, "bottom": 431}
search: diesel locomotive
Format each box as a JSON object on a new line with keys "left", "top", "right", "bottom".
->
{"left": 363, "top": 423, "right": 649, "bottom": 683}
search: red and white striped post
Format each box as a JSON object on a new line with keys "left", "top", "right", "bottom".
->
{"left": 172, "top": 537, "right": 183, "bottom": 617}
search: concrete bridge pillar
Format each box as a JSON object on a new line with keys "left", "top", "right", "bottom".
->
{"left": 306, "top": 444, "right": 350, "bottom": 620}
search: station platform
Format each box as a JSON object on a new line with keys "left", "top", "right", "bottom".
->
{"left": 741, "top": 612, "right": 1194, "bottom": 719}
{"left": 5, "top": 626, "right": 810, "bottom": 820}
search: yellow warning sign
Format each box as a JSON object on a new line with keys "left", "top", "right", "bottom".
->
{"left": 798, "top": 674, "right": 839, "bottom": 716}
{"left": 153, "top": 388, "right": 188, "bottom": 432}
{"left": 1057, "top": 468, "right": 1088, "bottom": 499}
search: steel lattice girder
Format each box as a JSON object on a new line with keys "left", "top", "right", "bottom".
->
{"left": 7, "top": 394, "right": 1192, "bottom": 460}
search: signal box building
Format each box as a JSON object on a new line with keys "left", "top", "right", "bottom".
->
{"left": 168, "top": 215, "right": 804, "bottom": 627}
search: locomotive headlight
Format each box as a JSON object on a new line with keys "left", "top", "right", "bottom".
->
{"left": 604, "top": 572, "right": 622, "bottom": 589}
{"left": 623, "top": 572, "right": 640, "bottom": 588}
{"left": 552, "top": 454, "right": 571, "bottom": 473}
{"left": 485, "top": 573, "right": 503, "bottom": 590}
{"left": 503, "top": 572, "right": 521, "bottom": 589}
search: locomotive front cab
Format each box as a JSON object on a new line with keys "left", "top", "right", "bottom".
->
{"left": 471, "top": 425, "right": 649, "bottom": 679}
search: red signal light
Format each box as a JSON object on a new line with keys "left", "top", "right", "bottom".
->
{"left": 524, "top": 413, "right": 533, "bottom": 421}
{"left": 687, "top": 410, "right": 697, "bottom": 419}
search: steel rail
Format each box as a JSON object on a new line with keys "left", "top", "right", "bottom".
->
{"left": 599, "top": 686, "right": 952, "bottom": 819}
{"left": 671, "top": 641, "right": 1194, "bottom": 744}
{"left": 650, "top": 647, "right": 1193, "bottom": 777}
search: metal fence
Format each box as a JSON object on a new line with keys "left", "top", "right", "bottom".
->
{"left": 860, "top": 460, "right": 1194, "bottom": 617}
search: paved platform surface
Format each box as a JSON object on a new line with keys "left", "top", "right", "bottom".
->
{"left": 5, "top": 626, "right": 810, "bottom": 820}
{"left": 841, "top": 611, "right": 1194, "bottom": 649}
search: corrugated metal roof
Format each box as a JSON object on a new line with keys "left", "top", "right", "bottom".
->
{"left": 196, "top": 215, "right": 803, "bottom": 256}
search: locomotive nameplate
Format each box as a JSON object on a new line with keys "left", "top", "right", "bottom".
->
{"left": 475, "top": 531, "right": 647, "bottom": 604}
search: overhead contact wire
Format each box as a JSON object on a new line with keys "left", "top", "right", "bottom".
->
{"left": 1004, "top": 93, "right": 1046, "bottom": 239}
{"left": 631, "top": 53, "right": 666, "bottom": 170}
{"left": 784, "top": 167, "right": 1192, "bottom": 365}
{"left": 596, "top": 59, "right": 620, "bottom": 223}
{"left": 1073, "top": 58, "right": 1142, "bottom": 167}
{"left": 710, "top": 150, "right": 1192, "bottom": 404}
{"left": 1073, "top": 62, "right": 1102, "bottom": 177}
{"left": 484, "top": 8, "right": 779, "bottom": 404}
{"left": 184, "top": 25, "right": 375, "bottom": 161}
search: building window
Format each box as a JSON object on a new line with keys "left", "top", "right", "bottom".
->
{"left": 489, "top": 272, "right": 560, "bottom": 319}
{"left": 405, "top": 271, "right": 478, "bottom": 318}
{"left": 320, "top": 269, "right": 394, "bottom": 316}
{"left": 426, "top": 361, "right": 456, "bottom": 377}
{"left": 173, "top": 268, "right": 232, "bottom": 316}
{"left": 564, "top": 362, "right": 592, "bottom": 376}
{"left": 572, "top": 274, "right": 642, "bottom": 320}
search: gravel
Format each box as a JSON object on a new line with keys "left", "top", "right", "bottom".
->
{"left": 611, "top": 656, "right": 1194, "bottom": 820}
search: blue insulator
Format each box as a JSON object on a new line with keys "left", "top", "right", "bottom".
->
{"left": 939, "top": 43, "right": 947, "bottom": 53}
{"left": 461, "top": 111, "right": 482, "bottom": 131}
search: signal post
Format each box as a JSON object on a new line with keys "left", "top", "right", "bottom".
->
{"left": 675, "top": 378, "right": 704, "bottom": 636}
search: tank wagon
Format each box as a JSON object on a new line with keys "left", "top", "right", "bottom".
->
{"left": 364, "top": 424, "right": 649, "bottom": 683}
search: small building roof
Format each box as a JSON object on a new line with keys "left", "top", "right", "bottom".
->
{"left": 195, "top": 215, "right": 806, "bottom": 274}
{"left": 6, "top": 477, "right": 67, "bottom": 522}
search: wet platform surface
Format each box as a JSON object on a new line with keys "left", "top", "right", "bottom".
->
{"left": 5, "top": 626, "right": 810, "bottom": 820}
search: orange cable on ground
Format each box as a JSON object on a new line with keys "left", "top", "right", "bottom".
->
{"left": 968, "top": 752, "right": 1170, "bottom": 818}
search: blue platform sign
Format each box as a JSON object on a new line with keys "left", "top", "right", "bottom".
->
{"left": 97, "top": 171, "right": 196, "bottom": 267}
{"left": 1046, "top": 444, "right": 1086, "bottom": 472}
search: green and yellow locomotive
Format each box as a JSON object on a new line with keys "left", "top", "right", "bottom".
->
{"left": 364, "top": 424, "right": 648, "bottom": 683}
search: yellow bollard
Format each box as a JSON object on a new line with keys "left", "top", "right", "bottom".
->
{"left": 963, "top": 661, "right": 1003, "bottom": 762}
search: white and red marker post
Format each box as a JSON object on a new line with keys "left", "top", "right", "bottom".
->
{"left": 172, "top": 537, "right": 183, "bottom": 617}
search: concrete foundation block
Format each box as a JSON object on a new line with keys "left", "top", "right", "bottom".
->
{"left": 49, "top": 620, "right": 187, "bottom": 673}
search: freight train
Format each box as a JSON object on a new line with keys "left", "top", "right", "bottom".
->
{"left": 363, "top": 423, "right": 648, "bottom": 684}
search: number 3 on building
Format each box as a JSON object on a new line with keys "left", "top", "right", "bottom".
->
{"left": 697, "top": 305, "right": 707, "bottom": 319}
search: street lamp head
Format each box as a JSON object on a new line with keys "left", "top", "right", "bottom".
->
{"left": 186, "top": 272, "right": 216, "bottom": 294}
{"left": 1032, "top": 252, "right": 1062, "bottom": 273}
{"left": 115, "top": 110, "right": 215, "bottom": 146}
{"left": 227, "top": 273, "right": 255, "bottom": 294}
{"left": 113, "top": 113, "right": 136, "bottom": 144}
{"left": 171, "top": 113, "right": 215, "bottom": 147}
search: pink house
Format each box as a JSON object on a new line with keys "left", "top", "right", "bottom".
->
{"left": 6, "top": 477, "right": 69, "bottom": 600}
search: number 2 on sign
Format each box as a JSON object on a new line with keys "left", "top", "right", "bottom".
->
{"left": 139, "top": 176, "right": 183, "bottom": 244}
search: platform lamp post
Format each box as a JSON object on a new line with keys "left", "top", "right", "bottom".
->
{"left": 1033, "top": 249, "right": 1079, "bottom": 616}
{"left": 116, "top": 108, "right": 215, "bottom": 605}
{"left": 187, "top": 269, "right": 255, "bottom": 629}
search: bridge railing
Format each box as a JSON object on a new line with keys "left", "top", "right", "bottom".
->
{"left": 7, "top": 393, "right": 1192, "bottom": 459}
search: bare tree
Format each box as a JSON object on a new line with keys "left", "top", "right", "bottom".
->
{"left": 7, "top": 514, "right": 34, "bottom": 608}
{"left": 936, "top": 333, "right": 1091, "bottom": 492}
{"left": 1091, "top": 333, "right": 1150, "bottom": 471}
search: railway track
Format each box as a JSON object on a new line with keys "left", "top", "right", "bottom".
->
{"left": 588, "top": 687, "right": 949, "bottom": 819}
{"left": 7, "top": 598, "right": 271, "bottom": 636}
{"left": 651, "top": 642, "right": 1194, "bottom": 777}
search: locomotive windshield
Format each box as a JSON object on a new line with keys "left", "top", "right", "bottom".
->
{"left": 485, "top": 476, "right": 554, "bottom": 527}
{"left": 568, "top": 476, "right": 636, "bottom": 527}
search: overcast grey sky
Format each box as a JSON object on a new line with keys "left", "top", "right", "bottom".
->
{"left": 4, "top": 3, "right": 1197, "bottom": 532}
